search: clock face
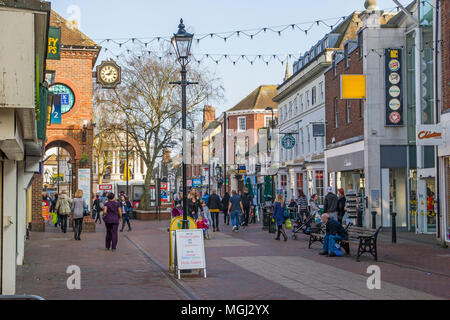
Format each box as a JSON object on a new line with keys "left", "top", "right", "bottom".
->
{"left": 100, "top": 65, "right": 119, "bottom": 84}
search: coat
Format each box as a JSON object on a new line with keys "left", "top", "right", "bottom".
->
{"left": 272, "top": 201, "right": 285, "bottom": 226}
{"left": 208, "top": 193, "right": 222, "bottom": 212}
{"left": 324, "top": 193, "right": 339, "bottom": 213}
{"left": 71, "top": 198, "right": 87, "bottom": 219}
{"left": 55, "top": 194, "right": 72, "bottom": 215}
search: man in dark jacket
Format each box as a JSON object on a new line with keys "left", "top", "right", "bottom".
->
{"left": 319, "top": 213, "right": 348, "bottom": 257}
{"left": 208, "top": 189, "right": 222, "bottom": 232}
{"left": 241, "top": 189, "right": 252, "bottom": 226}
{"left": 323, "top": 187, "right": 339, "bottom": 221}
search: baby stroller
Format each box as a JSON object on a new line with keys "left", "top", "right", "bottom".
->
{"left": 291, "top": 214, "right": 315, "bottom": 240}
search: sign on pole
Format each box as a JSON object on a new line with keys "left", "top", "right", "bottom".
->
{"left": 385, "top": 49, "right": 404, "bottom": 126}
{"left": 175, "top": 229, "right": 206, "bottom": 279}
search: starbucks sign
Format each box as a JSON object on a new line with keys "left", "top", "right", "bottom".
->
{"left": 281, "top": 134, "right": 296, "bottom": 150}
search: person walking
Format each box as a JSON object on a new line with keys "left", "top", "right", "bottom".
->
{"left": 323, "top": 187, "right": 339, "bottom": 221}
{"left": 297, "top": 190, "right": 309, "bottom": 221}
{"left": 273, "top": 194, "right": 288, "bottom": 241}
{"left": 93, "top": 194, "right": 103, "bottom": 224}
{"left": 71, "top": 190, "right": 87, "bottom": 241}
{"left": 208, "top": 189, "right": 221, "bottom": 232}
{"left": 51, "top": 194, "right": 60, "bottom": 227}
{"left": 241, "top": 189, "right": 252, "bottom": 226}
{"left": 222, "top": 191, "right": 230, "bottom": 225}
{"left": 228, "top": 190, "right": 243, "bottom": 232}
{"left": 103, "top": 193, "right": 122, "bottom": 251}
{"left": 337, "top": 188, "right": 346, "bottom": 224}
{"left": 55, "top": 191, "right": 71, "bottom": 233}
{"left": 120, "top": 195, "right": 132, "bottom": 232}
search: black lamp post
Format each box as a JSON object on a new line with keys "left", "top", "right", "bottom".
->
{"left": 171, "top": 19, "right": 196, "bottom": 229}
{"left": 265, "top": 107, "right": 275, "bottom": 199}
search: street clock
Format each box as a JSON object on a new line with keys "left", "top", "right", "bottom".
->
{"left": 96, "top": 60, "right": 121, "bottom": 89}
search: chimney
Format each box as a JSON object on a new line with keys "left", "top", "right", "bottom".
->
{"left": 203, "top": 105, "right": 216, "bottom": 126}
{"left": 361, "top": 0, "right": 381, "bottom": 28}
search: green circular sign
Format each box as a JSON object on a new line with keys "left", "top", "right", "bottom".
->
{"left": 281, "top": 134, "right": 296, "bottom": 150}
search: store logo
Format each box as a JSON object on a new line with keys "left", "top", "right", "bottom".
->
{"left": 366, "top": 265, "right": 381, "bottom": 290}
{"left": 389, "top": 59, "right": 400, "bottom": 72}
{"left": 417, "top": 131, "right": 442, "bottom": 140}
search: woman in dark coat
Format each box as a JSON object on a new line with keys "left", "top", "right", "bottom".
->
{"left": 272, "top": 194, "right": 288, "bottom": 241}
{"left": 103, "top": 193, "right": 122, "bottom": 251}
{"left": 337, "top": 188, "right": 346, "bottom": 224}
{"left": 222, "top": 192, "right": 230, "bottom": 225}
{"left": 187, "top": 190, "right": 201, "bottom": 220}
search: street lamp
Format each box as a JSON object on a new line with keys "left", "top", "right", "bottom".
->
{"left": 265, "top": 107, "right": 275, "bottom": 199}
{"left": 171, "top": 19, "right": 196, "bottom": 229}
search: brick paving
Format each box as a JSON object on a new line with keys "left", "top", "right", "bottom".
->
{"left": 16, "top": 219, "right": 450, "bottom": 300}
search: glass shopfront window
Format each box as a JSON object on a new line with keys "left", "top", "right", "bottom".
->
{"left": 315, "top": 171, "right": 324, "bottom": 205}
{"left": 446, "top": 158, "right": 450, "bottom": 241}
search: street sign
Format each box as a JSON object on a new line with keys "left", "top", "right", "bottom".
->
{"left": 98, "top": 184, "right": 113, "bottom": 191}
{"left": 281, "top": 134, "right": 296, "bottom": 150}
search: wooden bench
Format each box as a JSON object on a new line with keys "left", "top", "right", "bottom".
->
{"left": 309, "top": 223, "right": 382, "bottom": 261}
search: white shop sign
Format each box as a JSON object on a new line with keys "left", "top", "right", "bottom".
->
{"left": 175, "top": 229, "right": 206, "bottom": 279}
{"left": 416, "top": 125, "right": 444, "bottom": 146}
{"left": 78, "top": 168, "right": 91, "bottom": 211}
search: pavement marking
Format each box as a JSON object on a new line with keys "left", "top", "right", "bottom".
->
{"left": 123, "top": 234, "right": 199, "bottom": 300}
{"left": 224, "top": 256, "right": 442, "bottom": 300}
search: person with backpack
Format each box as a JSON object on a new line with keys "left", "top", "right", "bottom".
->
{"left": 323, "top": 187, "right": 339, "bottom": 222}
{"left": 120, "top": 195, "right": 132, "bottom": 232}
{"left": 208, "top": 189, "right": 221, "bottom": 232}
{"left": 55, "top": 191, "right": 72, "bottom": 233}
{"left": 241, "top": 188, "right": 252, "bottom": 226}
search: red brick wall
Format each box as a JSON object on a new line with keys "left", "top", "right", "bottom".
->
{"left": 442, "top": 0, "right": 450, "bottom": 112}
{"left": 31, "top": 173, "right": 45, "bottom": 232}
{"left": 325, "top": 47, "right": 364, "bottom": 145}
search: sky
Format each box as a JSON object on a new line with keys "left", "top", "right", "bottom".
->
{"left": 51, "top": 0, "right": 406, "bottom": 115}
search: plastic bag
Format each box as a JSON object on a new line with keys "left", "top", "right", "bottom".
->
{"left": 51, "top": 212, "right": 58, "bottom": 225}
{"left": 285, "top": 219, "right": 292, "bottom": 230}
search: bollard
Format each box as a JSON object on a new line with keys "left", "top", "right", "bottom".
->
{"left": 371, "top": 211, "right": 377, "bottom": 229}
{"left": 391, "top": 212, "right": 397, "bottom": 243}
{"left": 356, "top": 209, "right": 363, "bottom": 227}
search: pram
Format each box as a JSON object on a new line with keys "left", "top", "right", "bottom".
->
{"left": 291, "top": 214, "right": 315, "bottom": 240}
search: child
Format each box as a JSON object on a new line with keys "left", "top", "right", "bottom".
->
{"left": 196, "top": 215, "right": 208, "bottom": 239}
{"left": 200, "top": 201, "right": 212, "bottom": 227}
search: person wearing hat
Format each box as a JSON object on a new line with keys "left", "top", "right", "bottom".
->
{"left": 323, "top": 187, "right": 339, "bottom": 221}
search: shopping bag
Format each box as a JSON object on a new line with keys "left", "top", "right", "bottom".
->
{"left": 334, "top": 243, "right": 343, "bottom": 256}
{"left": 51, "top": 212, "right": 58, "bottom": 225}
{"left": 285, "top": 219, "right": 292, "bottom": 230}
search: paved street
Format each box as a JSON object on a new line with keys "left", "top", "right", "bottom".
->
{"left": 17, "top": 219, "right": 450, "bottom": 300}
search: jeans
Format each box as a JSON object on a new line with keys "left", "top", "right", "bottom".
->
{"left": 121, "top": 213, "right": 131, "bottom": 231}
{"left": 105, "top": 223, "right": 119, "bottom": 250}
{"left": 73, "top": 218, "right": 83, "bottom": 239}
{"left": 60, "top": 215, "right": 68, "bottom": 232}
{"left": 242, "top": 207, "right": 250, "bottom": 225}
{"left": 211, "top": 211, "right": 220, "bottom": 229}
{"left": 230, "top": 210, "right": 241, "bottom": 230}
{"left": 323, "top": 234, "right": 347, "bottom": 254}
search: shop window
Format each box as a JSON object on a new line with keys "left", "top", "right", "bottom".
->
{"left": 296, "top": 173, "right": 304, "bottom": 195}
{"left": 315, "top": 170, "right": 324, "bottom": 204}
{"left": 281, "top": 175, "right": 287, "bottom": 187}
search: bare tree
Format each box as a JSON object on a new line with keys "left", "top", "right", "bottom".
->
{"left": 98, "top": 51, "right": 223, "bottom": 210}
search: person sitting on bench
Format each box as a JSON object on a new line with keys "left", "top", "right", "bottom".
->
{"left": 319, "top": 213, "right": 348, "bottom": 257}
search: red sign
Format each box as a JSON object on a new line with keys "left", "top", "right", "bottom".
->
{"left": 99, "top": 184, "right": 112, "bottom": 191}
{"left": 161, "top": 183, "right": 168, "bottom": 190}
{"left": 42, "top": 200, "right": 50, "bottom": 221}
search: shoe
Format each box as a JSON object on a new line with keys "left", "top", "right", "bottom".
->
{"left": 232, "top": 226, "right": 236, "bottom": 232}
{"left": 216, "top": 228, "right": 220, "bottom": 232}
{"left": 213, "top": 229, "right": 216, "bottom": 232}
{"left": 284, "top": 238, "right": 288, "bottom": 242}
{"left": 275, "top": 238, "right": 280, "bottom": 241}
{"left": 319, "top": 251, "right": 328, "bottom": 255}
{"left": 120, "top": 229, "right": 123, "bottom": 232}
{"left": 128, "top": 228, "right": 131, "bottom": 232}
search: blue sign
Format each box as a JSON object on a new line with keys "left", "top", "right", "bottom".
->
{"left": 61, "top": 94, "right": 70, "bottom": 105}
{"left": 192, "top": 178, "right": 202, "bottom": 188}
{"left": 51, "top": 96, "right": 61, "bottom": 124}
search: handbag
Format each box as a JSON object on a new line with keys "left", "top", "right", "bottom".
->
{"left": 285, "top": 218, "right": 292, "bottom": 230}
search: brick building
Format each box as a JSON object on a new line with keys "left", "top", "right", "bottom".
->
{"left": 324, "top": 39, "right": 365, "bottom": 197}
{"left": 31, "top": 11, "right": 100, "bottom": 232}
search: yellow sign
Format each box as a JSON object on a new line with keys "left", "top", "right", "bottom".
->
{"left": 390, "top": 50, "right": 399, "bottom": 58}
{"left": 123, "top": 161, "right": 130, "bottom": 180}
{"left": 169, "top": 216, "right": 197, "bottom": 272}
{"left": 340, "top": 75, "right": 366, "bottom": 99}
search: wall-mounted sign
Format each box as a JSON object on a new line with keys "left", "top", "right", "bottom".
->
{"left": 416, "top": 124, "right": 444, "bottom": 146}
{"left": 49, "top": 84, "right": 75, "bottom": 114}
{"left": 98, "top": 184, "right": 113, "bottom": 191}
{"left": 192, "top": 178, "right": 202, "bottom": 188}
{"left": 340, "top": 74, "right": 366, "bottom": 99}
{"left": 385, "top": 49, "right": 404, "bottom": 126}
{"left": 281, "top": 134, "right": 296, "bottom": 150}
{"left": 312, "top": 123, "right": 326, "bottom": 137}
{"left": 48, "top": 27, "right": 61, "bottom": 60}
{"left": 238, "top": 165, "right": 247, "bottom": 174}
{"left": 51, "top": 95, "right": 62, "bottom": 124}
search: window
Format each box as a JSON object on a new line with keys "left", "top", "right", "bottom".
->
{"left": 319, "top": 82, "right": 324, "bottom": 102}
{"left": 357, "top": 30, "right": 363, "bottom": 58}
{"left": 294, "top": 96, "right": 298, "bottom": 114}
{"left": 300, "top": 128, "right": 304, "bottom": 154}
{"left": 264, "top": 115, "right": 272, "bottom": 128}
{"left": 281, "top": 175, "right": 287, "bottom": 187}
{"left": 334, "top": 98, "right": 339, "bottom": 128}
{"left": 245, "top": 136, "right": 249, "bottom": 159}
{"left": 346, "top": 100, "right": 351, "bottom": 124}
{"left": 238, "top": 117, "right": 246, "bottom": 132}
{"left": 306, "top": 91, "right": 310, "bottom": 108}
{"left": 289, "top": 102, "right": 292, "bottom": 118}
{"left": 344, "top": 43, "right": 350, "bottom": 68}
{"left": 296, "top": 173, "right": 304, "bottom": 195}
{"left": 360, "top": 100, "right": 365, "bottom": 118}
{"left": 300, "top": 94, "right": 304, "bottom": 112}
{"left": 311, "top": 86, "right": 317, "bottom": 106}
{"left": 307, "top": 126, "right": 311, "bottom": 153}
{"left": 315, "top": 170, "right": 324, "bottom": 205}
